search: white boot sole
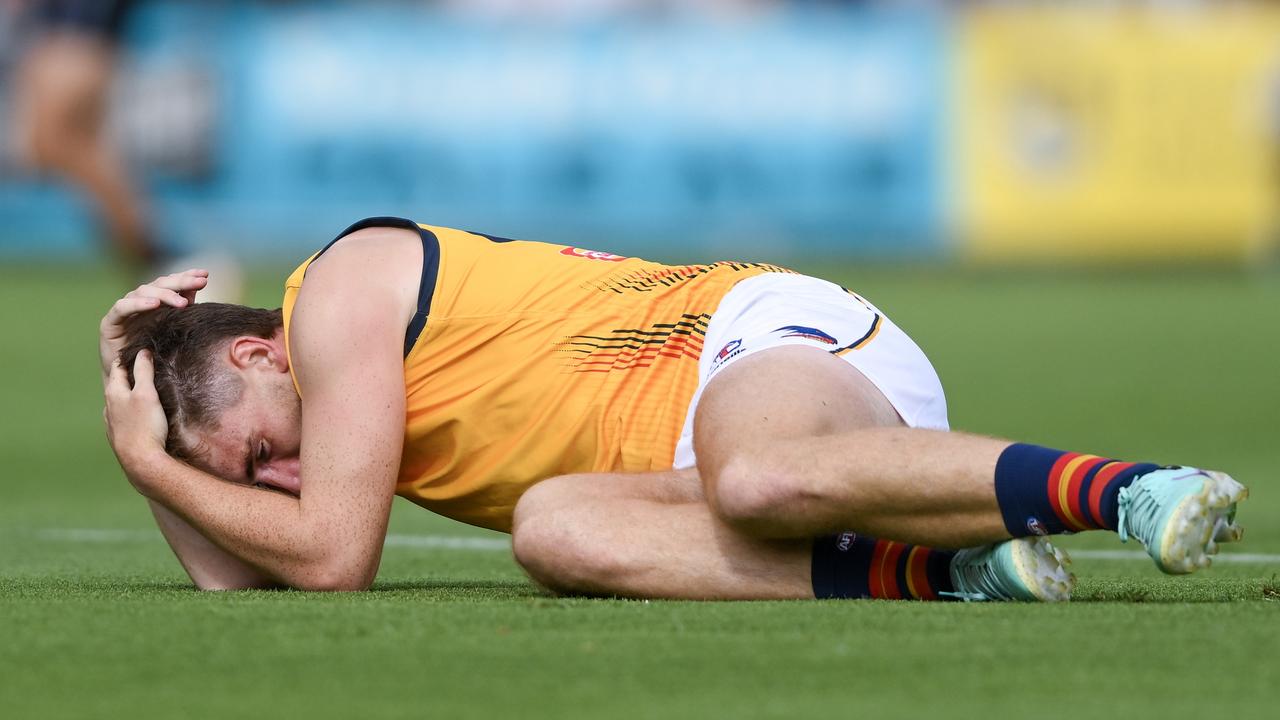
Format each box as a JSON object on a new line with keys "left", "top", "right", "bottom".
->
{"left": 1012, "top": 536, "right": 1075, "bottom": 602}
{"left": 1156, "top": 471, "right": 1248, "bottom": 575}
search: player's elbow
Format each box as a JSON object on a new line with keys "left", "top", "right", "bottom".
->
{"left": 195, "top": 578, "right": 282, "bottom": 592}
{"left": 275, "top": 528, "right": 384, "bottom": 591}
{"left": 295, "top": 575, "right": 372, "bottom": 592}
{"left": 187, "top": 566, "right": 283, "bottom": 591}
{"left": 286, "top": 550, "right": 379, "bottom": 592}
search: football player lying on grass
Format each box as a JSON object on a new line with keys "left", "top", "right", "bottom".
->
{"left": 101, "top": 218, "right": 1247, "bottom": 599}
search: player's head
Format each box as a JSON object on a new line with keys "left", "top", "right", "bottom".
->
{"left": 119, "top": 304, "right": 302, "bottom": 496}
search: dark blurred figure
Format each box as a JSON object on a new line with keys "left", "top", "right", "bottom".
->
{"left": 12, "top": 0, "right": 163, "bottom": 273}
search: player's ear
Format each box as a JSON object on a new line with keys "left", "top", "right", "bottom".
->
{"left": 228, "top": 335, "right": 289, "bottom": 373}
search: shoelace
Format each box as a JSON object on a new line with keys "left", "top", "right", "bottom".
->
{"left": 938, "top": 590, "right": 989, "bottom": 602}
{"left": 946, "top": 548, "right": 1010, "bottom": 602}
{"left": 1117, "top": 471, "right": 1198, "bottom": 545}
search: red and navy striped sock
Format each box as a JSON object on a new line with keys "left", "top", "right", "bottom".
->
{"left": 994, "top": 443, "right": 1160, "bottom": 537}
{"left": 811, "top": 532, "right": 956, "bottom": 601}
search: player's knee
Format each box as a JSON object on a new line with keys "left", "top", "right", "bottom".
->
{"left": 511, "top": 478, "right": 561, "bottom": 532}
{"left": 511, "top": 484, "right": 560, "bottom": 583}
{"left": 511, "top": 517, "right": 580, "bottom": 594}
{"left": 513, "top": 513, "right": 630, "bottom": 597}
{"left": 513, "top": 485, "right": 635, "bottom": 597}
{"left": 705, "top": 452, "right": 814, "bottom": 536}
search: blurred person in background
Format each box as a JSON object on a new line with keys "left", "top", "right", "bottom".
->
{"left": 10, "top": 0, "right": 243, "bottom": 298}
{"left": 10, "top": 0, "right": 162, "bottom": 276}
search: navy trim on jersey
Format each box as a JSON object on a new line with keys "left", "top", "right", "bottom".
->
{"left": 467, "top": 230, "right": 520, "bottom": 243}
{"left": 312, "top": 216, "right": 440, "bottom": 358}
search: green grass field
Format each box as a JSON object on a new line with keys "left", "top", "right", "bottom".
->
{"left": 2, "top": 261, "right": 1277, "bottom": 719}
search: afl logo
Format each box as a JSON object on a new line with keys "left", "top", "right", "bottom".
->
{"left": 560, "top": 247, "right": 627, "bottom": 262}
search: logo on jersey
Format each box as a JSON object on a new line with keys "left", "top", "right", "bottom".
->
{"left": 560, "top": 246, "right": 627, "bottom": 262}
{"left": 836, "top": 531, "right": 857, "bottom": 552}
{"left": 773, "top": 325, "right": 838, "bottom": 345}
{"left": 1025, "top": 516, "right": 1048, "bottom": 536}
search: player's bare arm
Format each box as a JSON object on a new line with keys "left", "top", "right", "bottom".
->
{"left": 99, "top": 270, "right": 276, "bottom": 589}
{"left": 102, "top": 228, "right": 421, "bottom": 590}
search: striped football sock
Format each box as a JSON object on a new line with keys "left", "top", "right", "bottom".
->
{"left": 811, "top": 532, "right": 956, "bottom": 601}
{"left": 994, "top": 443, "right": 1160, "bottom": 537}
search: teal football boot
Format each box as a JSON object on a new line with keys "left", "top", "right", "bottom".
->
{"left": 948, "top": 537, "right": 1074, "bottom": 602}
{"left": 1118, "top": 467, "right": 1247, "bottom": 574}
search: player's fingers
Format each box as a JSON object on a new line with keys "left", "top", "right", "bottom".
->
{"left": 179, "top": 283, "right": 202, "bottom": 305}
{"left": 149, "top": 269, "right": 209, "bottom": 293}
{"left": 110, "top": 294, "right": 163, "bottom": 317}
{"left": 126, "top": 284, "right": 190, "bottom": 308}
{"left": 102, "top": 296, "right": 165, "bottom": 332}
{"left": 123, "top": 272, "right": 208, "bottom": 303}
{"left": 172, "top": 269, "right": 209, "bottom": 303}
{"left": 153, "top": 270, "right": 208, "bottom": 305}
{"left": 105, "top": 358, "right": 130, "bottom": 396}
{"left": 132, "top": 350, "right": 156, "bottom": 393}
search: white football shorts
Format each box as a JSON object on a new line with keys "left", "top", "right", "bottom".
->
{"left": 671, "top": 272, "right": 949, "bottom": 470}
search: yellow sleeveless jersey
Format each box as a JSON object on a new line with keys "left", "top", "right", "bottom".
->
{"left": 282, "top": 218, "right": 791, "bottom": 532}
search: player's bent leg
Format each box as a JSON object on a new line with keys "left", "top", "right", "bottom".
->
{"left": 511, "top": 472, "right": 812, "bottom": 600}
{"left": 694, "top": 345, "right": 1009, "bottom": 547}
{"left": 511, "top": 471, "right": 1072, "bottom": 601}
{"left": 692, "top": 346, "right": 1246, "bottom": 573}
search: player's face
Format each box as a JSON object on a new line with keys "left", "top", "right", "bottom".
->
{"left": 188, "top": 370, "right": 303, "bottom": 497}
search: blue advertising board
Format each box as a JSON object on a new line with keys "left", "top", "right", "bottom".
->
{"left": 0, "top": 2, "right": 946, "bottom": 260}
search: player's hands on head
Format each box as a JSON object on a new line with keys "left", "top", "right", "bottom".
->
{"left": 104, "top": 350, "right": 171, "bottom": 491}
{"left": 99, "top": 269, "right": 208, "bottom": 385}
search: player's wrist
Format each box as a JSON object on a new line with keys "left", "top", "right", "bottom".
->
{"left": 116, "top": 443, "right": 175, "bottom": 497}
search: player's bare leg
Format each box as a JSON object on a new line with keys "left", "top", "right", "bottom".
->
{"left": 513, "top": 432, "right": 1067, "bottom": 601}
{"left": 693, "top": 346, "right": 1006, "bottom": 547}
{"left": 511, "top": 366, "right": 1063, "bottom": 602}
{"left": 512, "top": 470, "right": 814, "bottom": 600}
{"left": 513, "top": 343, "right": 1240, "bottom": 600}
{"left": 694, "top": 346, "right": 1244, "bottom": 569}
{"left": 510, "top": 346, "right": 920, "bottom": 600}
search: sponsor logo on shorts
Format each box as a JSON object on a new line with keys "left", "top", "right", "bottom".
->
{"left": 560, "top": 246, "right": 627, "bottom": 262}
{"left": 836, "top": 531, "right": 856, "bottom": 552}
{"left": 1026, "top": 516, "right": 1048, "bottom": 536}
{"left": 773, "top": 325, "right": 838, "bottom": 345}
{"left": 712, "top": 338, "right": 745, "bottom": 369}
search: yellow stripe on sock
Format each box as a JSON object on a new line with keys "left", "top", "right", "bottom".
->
{"left": 1056, "top": 454, "right": 1098, "bottom": 531}
{"left": 904, "top": 546, "right": 922, "bottom": 599}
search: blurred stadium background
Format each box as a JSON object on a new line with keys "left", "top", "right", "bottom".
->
{"left": 3, "top": 0, "right": 1278, "bottom": 263}
{"left": 2, "top": 2, "right": 1279, "bottom": 718}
